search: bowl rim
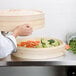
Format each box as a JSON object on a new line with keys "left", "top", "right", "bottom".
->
{"left": 17, "top": 37, "right": 65, "bottom": 49}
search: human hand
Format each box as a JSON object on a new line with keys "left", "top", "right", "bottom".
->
{"left": 12, "top": 24, "right": 33, "bottom": 37}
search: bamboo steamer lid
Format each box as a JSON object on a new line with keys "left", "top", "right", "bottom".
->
{"left": 0, "top": 9, "right": 44, "bottom": 31}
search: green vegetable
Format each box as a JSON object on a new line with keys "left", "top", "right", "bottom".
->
{"left": 51, "top": 40, "right": 60, "bottom": 46}
{"left": 35, "top": 38, "right": 60, "bottom": 48}
{"left": 41, "top": 38, "right": 51, "bottom": 48}
{"left": 35, "top": 43, "right": 43, "bottom": 48}
{"left": 48, "top": 39, "right": 55, "bottom": 44}
{"left": 69, "top": 38, "right": 76, "bottom": 54}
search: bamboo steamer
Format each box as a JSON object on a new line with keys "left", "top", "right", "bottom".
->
{"left": 12, "top": 37, "right": 66, "bottom": 60}
{"left": 0, "top": 9, "right": 44, "bottom": 31}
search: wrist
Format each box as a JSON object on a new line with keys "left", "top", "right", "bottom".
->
{"left": 12, "top": 30, "right": 19, "bottom": 38}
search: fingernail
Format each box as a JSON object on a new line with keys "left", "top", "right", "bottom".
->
{"left": 26, "top": 26, "right": 30, "bottom": 28}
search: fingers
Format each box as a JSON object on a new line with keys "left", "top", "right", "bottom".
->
{"left": 25, "top": 27, "right": 33, "bottom": 36}
{"left": 26, "top": 25, "right": 30, "bottom": 28}
{"left": 13, "top": 24, "right": 33, "bottom": 36}
{"left": 21, "top": 24, "right": 33, "bottom": 36}
{"left": 23, "top": 24, "right": 32, "bottom": 29}
{"left": 23, "top": 24, "right": 33, "bottom": 33}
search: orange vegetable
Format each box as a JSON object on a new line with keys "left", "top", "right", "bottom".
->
{"left": 17, "top": 44, "right": 21, "bottom": 46}
{"left": 25, "top": 41, "right": 40, "bottom": 48}
{"left": 20, "top": 42, "right": 26, "bottom": 46}
{"left": 17, "top": 40, "right": 40, "bottom": 48}
{"left": 65, "top": 44, "right": 70, "bottom": 49}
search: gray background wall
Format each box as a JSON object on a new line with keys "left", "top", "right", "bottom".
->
{"left": 0, "top": 0, "right": 76, "bottom": 76}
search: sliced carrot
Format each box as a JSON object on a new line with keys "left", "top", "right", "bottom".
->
{"left": 17, "top": 44, "right": 21, "bottom": 46}
{"left": 25, "top": 41, "right": 40, "bottom": 48}
{"left": 65, "top": 44, "right": 70, "bottom": 49}
{"left": 18, "top": 40, "right": 40, "bottom": 48}
{"left": 36, "top": 41, "right": 40, "bottom": 43}
{"left": 20, "top": 42, "right": 26, "bottom": 46}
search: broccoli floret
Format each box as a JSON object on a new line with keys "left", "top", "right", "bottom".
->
{"left": 48, "top": 39, "right": 55, "bottom": 44}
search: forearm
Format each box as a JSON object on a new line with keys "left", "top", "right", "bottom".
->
{"left": 0, "top": 32, "right": 17, "bottom": 58}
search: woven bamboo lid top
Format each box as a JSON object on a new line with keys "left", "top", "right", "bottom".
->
{"left": 0, "top": 9, "right": 43, "bottom": 16}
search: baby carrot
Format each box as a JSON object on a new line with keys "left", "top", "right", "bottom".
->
{"left": 65, "top": 44, "right": 70, "bottom": 50}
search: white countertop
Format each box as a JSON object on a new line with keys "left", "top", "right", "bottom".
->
{"left": 44, "top": 51, "right": 76, "bottom": 61}
{"left": 1, "top": 51, "right": 76, "bottom": 66}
